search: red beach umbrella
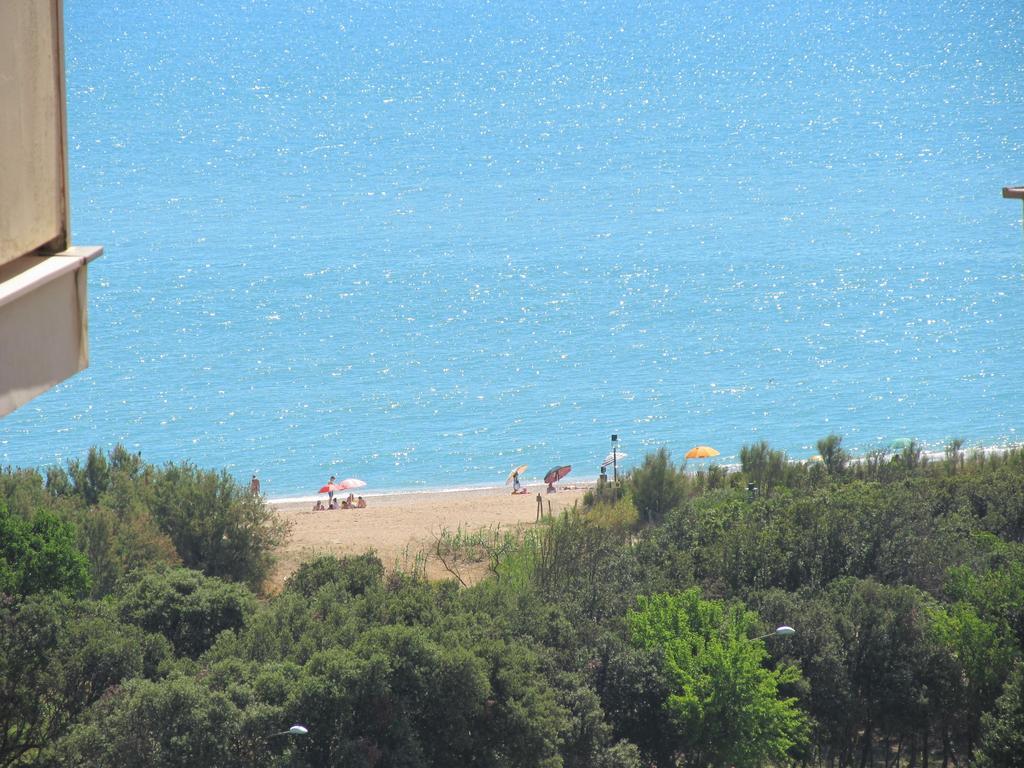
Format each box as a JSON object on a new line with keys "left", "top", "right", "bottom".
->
{"left": 544, "top": 465, "right": 572, "bottom": 484}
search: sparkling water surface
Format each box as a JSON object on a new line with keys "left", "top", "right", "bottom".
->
{"left": 2, "top": 0, "right": 1023, "bottom": 497}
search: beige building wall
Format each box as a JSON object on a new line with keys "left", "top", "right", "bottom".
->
{"left": 0, "top": 0, "right": 102, "bottom": 417}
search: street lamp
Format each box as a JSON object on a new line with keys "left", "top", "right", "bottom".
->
{"left": 1004, "top": 186, "right": 1024, "bottom": 222}
{"left": 754, "top": 625, "right": 795, "bottom": 641}
{"left": 269, "top": 725, "right": 309, "bottom": 737}
{"left": 611, "top": 434, "right": 619, "bottom": 482}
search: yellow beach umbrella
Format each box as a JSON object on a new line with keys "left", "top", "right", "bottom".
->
{"left": 685, "top": 445, "right": 720, "bottom": 460}
{"left": 505, "top": 464, "right": 528, "bottom": 485}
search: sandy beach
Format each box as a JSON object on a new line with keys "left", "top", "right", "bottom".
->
{"left": 268, "top": 484, "right": 591, "bottom": 589}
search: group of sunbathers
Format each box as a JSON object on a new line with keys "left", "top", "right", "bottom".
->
{"left": 313, "top": 493, "right": 366, "bottom": 511}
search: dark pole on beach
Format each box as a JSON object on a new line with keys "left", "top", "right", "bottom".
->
{"left": 1003, "top": 187, "right": 1024, "bottom": 234}
{"left": 1005, "top": 188, "right": 1023, "bottom": 283}
{"left": 611, "top": 434, "right": 618, "bottom": 482}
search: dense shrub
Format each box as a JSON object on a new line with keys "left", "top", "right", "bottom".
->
{"left": 0, "top": 593, "right": 171, "bottom": 766}
{"left": 114, "top": 567, "right": 257, "bottom": 659}
{"left": 6, "top": 440, "right": 1024, "bottom": 767}
{"left": 148, "top": 463, "right": 290, "bottom": 590}
{"left": 284, "top": 552, "right": 385, "bottom": 598}
{"left": 630, "top": 447, "right": 685, "bottom": 524}
{"left": 0, "top": 501, "right": 90, "bottom": 598}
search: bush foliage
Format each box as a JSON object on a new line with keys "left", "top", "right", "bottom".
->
{"left": 3, "top": 441, "right": 1024, "bottom": 766}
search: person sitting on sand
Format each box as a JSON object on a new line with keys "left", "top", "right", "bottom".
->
{"left": 356, "top": 496, "right": 367, "bottom": 508}
{"left": 341, "top": 498, "right": 351, "bottom": 509}
{"left": 547, "top": 482, "right": 556, "bottom": 493}
{"left": 329, "top": 498, "right": 339, "bottom": 510}
{"left": 313, "top": 499, "right": 325, "bottom": 511}
{"left": 346, "top": 493, "right": 355, "bottom": 506}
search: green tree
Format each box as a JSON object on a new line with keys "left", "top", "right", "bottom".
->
{"left": 946, "top": 437, "right": 966, "bottom": 474}
{"left": 149, "top": 463, "right": 290, "bottom": 590}
{"left": 816, "top": 434, "right": 849, "bottom": 477}
{"left": 67, "top": 447, "right": 111, "bottom": 506}
{"left": 739, "top": 440, "right": 788, "bottom": 498}
{"left": 284, "top": 624, "right": 570, "bottom": 768}
{"left": 47, "top": 676, "right": 249, "bottom": 768}
{"left": 0, "top": 501, "right": 90, "bottom": 598}
{"left": 0, "top": 593, "right": 67, "bottom": 767}
{"left": 285, "top": 552, "right": 385, "bottom": 598}
{"left": 0, "top": 467, "right": 48, "bottom": 519}
{"left": 973, "top": 661, "right": 1024, "bottom": 768}
{"left": 630, "top": 448, "right": 684, "bottom": 524}
{"left": 76, "top": 497, "right": 180, "bottom": 599}
{"left": 900, "top": 439, "right": 925, "bottom": 473}
{"left": 927, "top": 602, "right": 1018, "bottom": 761}
{"left": 44, "top": 466, "right": 72, "bottom": 498}
{"left": 529, "top": 507, "right": 641, "bottom": 625}
{"left": 0, "top": 594, "right": 171, "bottom": 768}
{"left": 627, "top": 588, "right": 809, "bottom": 767}
{"left": 946, "top": 536, "right": 1024, "bottom": 648}
{"left": 114, "top": 567, "right": 256, "bottom": 659}
{"left": 594, "top": 633, "right": 676, "bottom": 766}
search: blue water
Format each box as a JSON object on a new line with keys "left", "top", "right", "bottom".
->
{"left": 3, "top": 0, "right": 1023, "bottom": 498}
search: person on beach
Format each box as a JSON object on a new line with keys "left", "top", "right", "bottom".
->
{"left": 327, "top": 476, "right": 336, "bottom": 503}
{"left": 356, "top": 496, "right": 367, "bottom": 508}
{"left": 329, "top": 498, "right": 339, "bottom": 510}
{"left": 536, "top": 492, "right": 543, "bottom": 521}
{"left": 512, "top": 471, "right": 522, "bottom": 494}
{"left": 313, "top": 499, "right": 325, "bottom": 511}
{"left": 249, "top": 474, "right": 260, "bottom": 495}
{"left": 341, "top": 497, "right": 351, "bottom": 509}
{"left": 346, "top": 493, "right": 355, "bottom": 507}
{"left": 547, "top": 481, "right": 556, "bottom": 493}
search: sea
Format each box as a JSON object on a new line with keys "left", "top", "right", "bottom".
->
{"left": 2, "top": 0, "right": 1023, "bottom": 500}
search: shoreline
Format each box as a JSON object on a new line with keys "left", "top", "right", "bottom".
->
{"left": 265, "top": 442, "right": 1008, "bottom": 504}
{"left": 266, "top": 479, "right": 600, "bottom": 506}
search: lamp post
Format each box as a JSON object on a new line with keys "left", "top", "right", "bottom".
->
{"left": 754, "top": 625, "right": 795, "bottom": 641}
{"left": 1004, "top": 186, "right": 1024, "bottom": 223}
{"left": 258, "top": 724, "right": 308, "bottom": 768}
{"left": 1005, "top": 187, "right": 1024, "bottom": 264}
{"left": 611, "top": 434, "right": 618, "bottom": 482}
{"left": 268, "top": 724, "right": 309, "bottom": 738}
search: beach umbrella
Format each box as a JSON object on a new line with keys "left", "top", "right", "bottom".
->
{"left": 601, "top": 451, "right": 627, "bottom": 468}
{"left": 336, "top": 478, "right": 366, "bottom": 491}
{"left": 318, "top": 483, "right": 341, "bottom": 494}
{"left": 506, "top": 464, "right": 529, "bottom": 485}
{"left": 544, "top": 465, "right": 572, "bottom": 484}
{"left": 685, "top": 445, "right": 720, "bottom": 460}
{"left": 890, "top": 437, "right": 913, "bottom": 450}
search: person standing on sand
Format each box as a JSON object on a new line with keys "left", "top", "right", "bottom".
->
{"left": 249, "top": 474, "right": 260, "bottom": 495}
{"left": 512, "top": 471, "right": 522, "bottom": 494}
{"left": 536, "top": 492, "right": 543, "bottom": 521}
{"left": 327, "top": 475, "right": 336, "bottom": 503}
